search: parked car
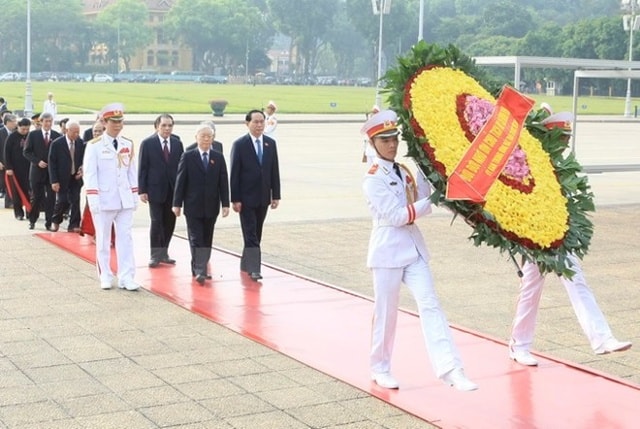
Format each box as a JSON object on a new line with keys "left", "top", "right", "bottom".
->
{"left": 0, "top": 72, "right": 20, "bottom": 81}
{"left": 196, "top": 75, "right": 228, "bottom": 84}
{"left": 88, "top": 73, "right": 114, "bottom": 83}
{"left": 129, "top": 74, "right": 158, "bottom": 83}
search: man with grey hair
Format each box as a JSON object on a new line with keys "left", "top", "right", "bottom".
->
{"left": 24, "top": 111, "right": 60, "bottom": 230}
{"left": 48, "top": 119, "right": 84, "bottom": 232}
{"left": 173, "top": 123, "right": 229, "bottom": 284}
{"left": 185, "top": 121, "right": 223, "bottom": 153}
{"left": 0, "top": 112, "right": 17, "bottom": 205}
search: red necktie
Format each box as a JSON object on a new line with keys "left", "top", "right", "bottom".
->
{"left": 163, "top": 140, "right": 169, "bottom": 162}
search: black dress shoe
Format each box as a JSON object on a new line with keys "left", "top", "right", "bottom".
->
{"left": 28, "top": 223, "right": 35, "bottom": 230}
{"left": 205, "top": 274, "right": 212, "bottom": 280}
{"left": 148, "top": 259, "right": 160, "bottom": 268}
{"left": 195, "top": 274, "right": 206, "bottom": 285}
{"left": 160, "top": 257, "right": 176, "bottom": 265}
{"left": 249, "top": 272, "right": 263, "bottom": 281}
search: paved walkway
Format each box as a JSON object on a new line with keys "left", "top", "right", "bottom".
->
{"left": 0, "top": 114, "right": 638, "bottom": 428}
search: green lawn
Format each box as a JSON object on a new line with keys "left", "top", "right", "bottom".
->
{"left": 0, "top": 81, "right": 636, "bottom": 115}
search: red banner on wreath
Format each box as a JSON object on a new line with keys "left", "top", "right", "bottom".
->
{"left": 446, "top": 85, "right": 535, "bottom": 202}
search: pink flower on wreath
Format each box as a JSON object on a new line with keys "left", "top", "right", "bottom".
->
{"left": 463, "top": 96, "right": 494, "bottom": 136}
{"left": 463, "top": 95, "right": 530, "bottom": 181}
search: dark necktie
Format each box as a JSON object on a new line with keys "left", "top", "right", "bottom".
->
{"left": 255, "top": 139, "right": 263, "bottom": 164}
{"left": 44, "top": 132, "right": 50, "bottom": 147}
{"left": 393, "top": 162, "right": 402, "bottom": 181}
{"left": 202, "top": 151, "right": 208, "bottom": 170}
{"left": 162, "top": 139, "right": 169, "bottom": 162}
{"left": 113, "top": 139, "right": 118, "bottom": 150}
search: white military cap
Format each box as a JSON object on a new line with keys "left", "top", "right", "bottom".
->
{"left": 101, "top": 103, "right": 125, "bottom": 121}
{"left": 541, "top": 111, "right": 573, "bottom": 134}
{"left": 361, "top": 109, "right": 400, "bottom": 139}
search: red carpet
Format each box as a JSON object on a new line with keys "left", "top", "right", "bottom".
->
{"left": 37, "top": 230, "right": 640, "bottom": 428}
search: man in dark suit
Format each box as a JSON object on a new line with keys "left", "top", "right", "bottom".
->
{"left": 48, "top": 119, "right": 85, "bottom": 232}
{"left": 23, "top": 112, "right": 60, "bottom": 230}
{"left": 172, "top": 124, "right": 229, "bottom": 285}
{"left": 4, "top": 117, "right": 32, "bottom": 219}
{"left": 82, "top": 113, "right": 101, "bottom": 142}
{"left": 0, "top": 112, "right": 17, "bottom": 206}
{"left": 230, "top": 109, "right": 281, "bottom": 281}
{"left": 184, "top": 121, "right": 223, "bottom": 153}
{"left": 138, "top": 114, "right": 185, "bottom": 267}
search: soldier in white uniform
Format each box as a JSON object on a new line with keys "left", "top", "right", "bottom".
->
{"left": 263, "top": 100, "right": 278, "bottom": 139}
{"left": 509, "top": 108, "right": 631, "bottom": 366}
{"left": 83, "top": 103, "right": 139, "bottom": 291}
{"left": 362, "top": 110, "right": 477, "bottom": 391}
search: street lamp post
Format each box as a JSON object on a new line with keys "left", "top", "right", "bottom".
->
{"left": 372, "top": 0, "right": 391, "bottom": 108}
{"left": 24, "top": 0, "right": 33, "bottom": 117}
{"left": 622, "top": 0, "right": 640, "bottom": 117}
{"left": 418, "top": 0, "right": 424, "bottom": 41}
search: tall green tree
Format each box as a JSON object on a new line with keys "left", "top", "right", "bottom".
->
{"left": 94, "top": 0, "right": 153, "bottom": 72}
{"left": 267, "top": 0, "right": 339, "bottom": 77}
{"left": 166, "top": 0, "right": 273, "bottom": 74}
{"left": 324, "top": 3, "right": 368, "bottom": 78}
{"left": 0, "top": 0, "right": 89, "bottom": 72}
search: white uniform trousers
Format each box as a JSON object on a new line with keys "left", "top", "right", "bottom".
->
{"left": 511, "top": 254, "right": 613, "bottom": 352}
{"left": 370, "top": 256, "right": 461, "bottom": 378}
{"left": 94, "top": 208, "right": 136, "bottom": 286}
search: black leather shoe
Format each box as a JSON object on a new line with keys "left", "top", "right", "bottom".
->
{"left": 249, "top": 272, "right": 263, "bottom": 281}
{"left": 205, "top": 274, "right": 212, "bottom": 280}
{"left": 160, "top": 257, "right": 176, "bottom": 265}
{"left": 148, "top": 259, "right": 160, "bottom": 268}
{"left": 50, "top": 223, "right": 59, "bottom": 232}
{"left": 28, "top": 223, "right": 35, "bottom": 230}
{"left": 195, "top": 274, "right": 206, "bottom": 285}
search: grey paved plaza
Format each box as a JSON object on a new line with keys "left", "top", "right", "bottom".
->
{"left": 0, "top": 113, "right": 638, "bottom": 428}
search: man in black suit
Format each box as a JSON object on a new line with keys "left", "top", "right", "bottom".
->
{"left": 23, "top": 112, "right": 60, "bottom": 230}
{"left": 230, "top": 109, "right": 281, "bottom": 281}
{"left": 48, "top": 119, "right": 85, "bottom": 232}
{"left": 0, "top": 112, "right": 17, "bottom": 206}
{"left": 172, "top": 124, "right": 229, "bottom": 285}
{"left": 4, "top": 118, "right": 32, "bottom": 220}
{"left": 184, "top": 121, "right": 223, "bottom": 153}
{"left": 82, "top": 113, "right": 101, "bottom": 142}
{"left": 138, "top": 114, "right": 185, "bottom": 267}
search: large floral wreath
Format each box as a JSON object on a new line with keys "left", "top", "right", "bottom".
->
{"left": 383, "top": 42, "right": 595, "bottom": 276}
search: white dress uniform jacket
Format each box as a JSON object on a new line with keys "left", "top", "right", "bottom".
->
{"left": 84, "top": 134, "right": 138, "bottom": 211}
{"left": 364, "top": 157, "right": 432, "bottom": 268}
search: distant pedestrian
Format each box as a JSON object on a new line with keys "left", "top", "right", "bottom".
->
{"left": 43, "top": 92, "right": 57, "bottom": 120}
{"left": 263, "top": 100, "right": 278, "bottom": 139}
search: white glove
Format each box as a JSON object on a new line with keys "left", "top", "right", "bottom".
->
{"left": 87, "top": 195, "right": 100, "bottom": 215}
{"left": 416, "top": 169, "right": 432, "bottom": 200}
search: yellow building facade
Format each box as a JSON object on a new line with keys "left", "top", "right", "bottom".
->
{"left": 82, "top": 0, "right": 193, "bottom": 72}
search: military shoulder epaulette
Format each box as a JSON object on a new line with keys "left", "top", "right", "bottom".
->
{"left": 120, "top": 135, "right": 133, "bottom": 143}
{"left": 367, "top": 164, "right": 379, "bottom": 174}
{"left": 88, "top": 136, "right": 101, "bottom": 144}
